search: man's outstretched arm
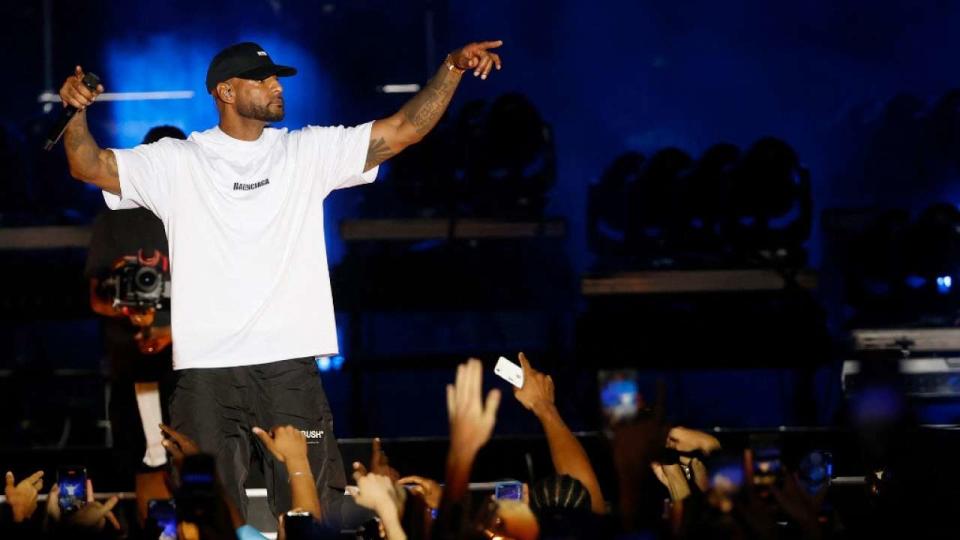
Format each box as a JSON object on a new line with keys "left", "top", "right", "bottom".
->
{"left": 365, "top": 40, "right": 503, "bottom": 172}
{"left": 60, "top": 65, "right": 120, "bottom": 194}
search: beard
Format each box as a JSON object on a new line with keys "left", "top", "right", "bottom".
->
{"left": 237, "top": 99, "right": 284, "bottom": 122}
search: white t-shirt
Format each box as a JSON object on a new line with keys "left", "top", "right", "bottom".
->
{"left": 104, "top": 123, "right": 378, "bottom": 370}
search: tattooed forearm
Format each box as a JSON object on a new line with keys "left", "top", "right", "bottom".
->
{"left": 63, "top": 109, "right": 120, "bottom": 192}
{"left": 365, "top": 137, "right": 396, "bottom": 171}
{"left": 64, "top": 110, "right": 100, "bottom": 175}
{"left": 399, "top": 65, "right": 462, "bottom": 136}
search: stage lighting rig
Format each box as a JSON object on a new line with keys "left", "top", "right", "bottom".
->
{"left": 723, "top": 137, "right": 812, "bottom": 267}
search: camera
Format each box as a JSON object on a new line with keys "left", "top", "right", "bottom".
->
{"left": 106, "top": 250, "right": 171, "bottom": 310}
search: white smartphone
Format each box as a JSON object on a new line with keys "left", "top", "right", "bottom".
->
{"left": 494, "top": 356, "right": 524, "bottom": 388}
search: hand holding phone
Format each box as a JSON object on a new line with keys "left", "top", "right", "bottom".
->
{"left": 494, "top": 481, "right": 523, "bottom": 501}
{"left": 57, "top": 467, "right": 87, "bottom": 514}
{"left": 746, "top": 435, "right": 782, "bottom": 498}
{"left": 494, "top": 356, "right": 524, "bottom": 388}
{"left": 505, "top": 353, "right": 558, "bottom": 414}
{"left": 147, "top": 499, "right": 177, "bottom": 540}
{"left": 598, "top": 370, "right": 640, "bottom": 424}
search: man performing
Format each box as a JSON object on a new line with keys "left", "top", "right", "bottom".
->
{"left": 59, "top": 39, "right": 503, "bottom": 525}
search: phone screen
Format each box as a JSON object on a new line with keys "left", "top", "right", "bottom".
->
{"left": 58, "top": 467, "right": 87, "bottom": 513}
{"left": 752, "top": 446, "right": 782, "bottom": 487}
{"left": 598, "top": 370, "right": 639, "bottom": 424}
{"left": 707, "top": 454, "right": 744, "bottom": 495}
{"left": 798, "top": 450, "right": 833, "bottom": 496}
{"left": 177, "top": 454, "right": 217, "bottom": 523}
{"left": 494, "top": 481, "right": 523, "bottom": 501}
{"left": 148, "top": 499, "right": 177, "bottom": 540}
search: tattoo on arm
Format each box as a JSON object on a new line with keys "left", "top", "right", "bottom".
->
{"left": 364, "top": 137, "right": 396, "bottom": 171}
{"left": 400, "top": 66, "right": 461, "bottom": 136}
{"left": 102, "top": 149, "right": 118, "bottom": 179}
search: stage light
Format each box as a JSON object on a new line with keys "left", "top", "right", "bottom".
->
{"left": 316, "top": 356, "right": 332, "bottom": 372}
{"left": 905, "top": 275, "right": 926, "bottom": 289}
{"left": 625, "top": 147, "right": 694, "bottom": 263}
{"left": 461, "top": 93, "right": 556, "bottom": 219}
{"left": 379, "top": 84, "right": 421, "bottom": 94}
{"left": 937, "top": 275, "right": 952, "bottom": 294}
{"left": 723, "top": 137, "right": 812, "bottom": 266}
{"left": 315, "top": 355, "right": 345, "bottom": 373}
{"left": 588, "top": 151, "right": 644, "bottom": 266}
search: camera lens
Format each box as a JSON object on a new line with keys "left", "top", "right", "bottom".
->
{"left": 135, "top": 267, "right": 160, "bottom": 292}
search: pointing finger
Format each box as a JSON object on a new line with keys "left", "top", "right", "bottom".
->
{"left": 518, "top": 352, "right": 533, "bottom": 375}
{"left": 476, "top": 40, "right": 504, "bottom": 50}
{"left": 252, "top": 427, "right": 283, "bottom": 462}
{"left": 105, "top": 509, "right": 121, "bottom": 530}
{"left": 99, "top": 496, "right": 119, "bottom": 517}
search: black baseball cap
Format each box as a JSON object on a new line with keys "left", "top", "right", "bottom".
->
{"left": 205, "top": 42, "right": 297, "bottom": 93}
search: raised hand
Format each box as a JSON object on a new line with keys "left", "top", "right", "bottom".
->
{"left": 127, "top": 307, "right": 156, "bottom": 328}
{"left": 651, "top": 462, "right": 692, "bottom": 502}
{"left": 59, "top": 65, "right": 105, "bottom": 110}
{"left": 159, "top": 423, "right": 201, "bottom": 469}
{"left": 252, "top": 425, "right": 309, "bottom": 465}
{"left": 448, "top": 40, "right": 504, "bottom": 80}
{"left": 512, "top": 352, "right": 555, "bottom": 413}
{"left": 447, "top": 358, "right": 501, "bottom": 457}
{"left": 353, "top": 437, "right": 401, "bottom": 483}
{"left": 4, "top": 470, "right": 43, "bottom": 522}
{"left": 666, "top": 426, "right": 721, "bottom": 455}
{"left": 45, "top": 483, "right": 61, "bottom": 524}
{"left": 398, "top": 475, "right": 443, "bottom": 510}
{"left": 136, "top": 325, "right": 172, "bottom": 354}
{"left": 352, "top": 472, "right": 403, "bottom": 515}
{"left": 70, "top": 479, "right": 121, "bottom": 531}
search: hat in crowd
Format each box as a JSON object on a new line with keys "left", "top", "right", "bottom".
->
{"left": 205, "top": 42, "right": 297, "bottom": 93}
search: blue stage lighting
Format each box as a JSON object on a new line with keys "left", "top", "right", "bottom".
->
{"left": 905, "top": 275, "right": 926, "bottom": 289}
{"left": 104, "top": 33, "right": 328, "bottom": 148}
{"left": 315, "top": 355, "right": 345, "bottom": 372}
{"left": 316, "top": 356, "right": 332, "bottom": 372}
{"left": 937, "top": 275, "right": 952, "bottom": 294}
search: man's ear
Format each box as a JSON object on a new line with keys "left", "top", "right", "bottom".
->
{"left": 215, "top": 81, "right": 235, "bottom": 104}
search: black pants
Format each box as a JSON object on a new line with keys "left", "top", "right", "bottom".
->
{"left": 169, "top": 357, "right": 348, "bottom": 524}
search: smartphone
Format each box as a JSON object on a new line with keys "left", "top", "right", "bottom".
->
{"left": 598, "top": 370, "right": 640, "bottom": 424}
{"left": 494, "top": 481, "right": 523, "bottom": 501}
{"left": 797, "top": 450, "right": 833, "bottom": 496}
{"left": 706, "top": 453, "right": 744, "bottom": 495}
{"left": 176, "top": 454, "right": 217, "bottom": 523}
{"left": 57, "top": 466, "right": 87, "bottom": 513}
{"left": 494, "top": 356, "right": 524, "bottom": 388}
{"left": 284, "top": 510, "right": 315, "bottom": 538}
{"left": 748, "top": 435, "right": 782, "bottom": 497}
{"left": 147, "top": 499, "right": 177, "bottom": 540}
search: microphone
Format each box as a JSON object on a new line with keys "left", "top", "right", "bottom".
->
{"left": 43, "top": 72, "right": 102, "bottom": 151}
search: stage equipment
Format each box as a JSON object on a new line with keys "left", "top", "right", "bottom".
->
{"left": 723, "top": 137, "right": 812, "bottom": 266}
{"left": 844, "top": 328, "right": 960, "bottom": 398}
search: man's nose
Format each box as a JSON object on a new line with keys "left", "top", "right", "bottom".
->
{"left": 268, "top": 76, "right": 283, "bottom": 95}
